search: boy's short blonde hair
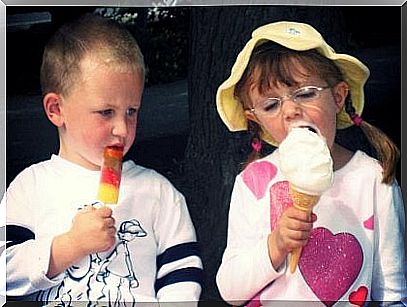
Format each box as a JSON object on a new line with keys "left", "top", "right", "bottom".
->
{"left": 40, "top": 13, "right": 145, "bottom": 96}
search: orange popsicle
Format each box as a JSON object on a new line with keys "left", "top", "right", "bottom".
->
{"left": 97, "top": 146, "right": 123, "bottom": 205}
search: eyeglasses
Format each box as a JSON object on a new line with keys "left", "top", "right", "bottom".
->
{"left": 249, "top": 85, "right": 330, "bottom": 117}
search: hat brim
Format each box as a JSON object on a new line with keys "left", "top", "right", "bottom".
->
{"left": 216, "top": 21, "right": 370, "bottom": 146}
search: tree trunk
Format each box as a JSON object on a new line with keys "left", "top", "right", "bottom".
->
{"left": 184, "top": 6, "right": 348, "bottom": 303}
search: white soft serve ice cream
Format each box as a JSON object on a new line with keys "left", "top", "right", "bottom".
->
{"left": 278, "top": 127, "right": 334, "bottom": 195}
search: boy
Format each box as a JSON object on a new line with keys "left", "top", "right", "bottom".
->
{"left": 4, "top": 13, "right": 203, "bottom": 305}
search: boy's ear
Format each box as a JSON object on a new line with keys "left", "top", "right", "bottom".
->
{"left": 333, "top": 81, "right": 349, "bottom": 112}
{"left": 43, "top": 93, "right": 64, "bottom": 127}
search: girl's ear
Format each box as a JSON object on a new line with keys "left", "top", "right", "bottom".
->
{"left": 333, "top": 81, "right": 349, "bottom": 113}
{"left": 43, "top": 93, "right": 64, "bottom": 127}
{"left": 244, "top": 109, "right": 261, "bottom": 125}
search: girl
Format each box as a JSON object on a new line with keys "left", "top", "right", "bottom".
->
{"left": 216, "top": 21, "right": 406, "bottom": 306}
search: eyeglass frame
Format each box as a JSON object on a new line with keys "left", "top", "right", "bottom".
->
{"left": 248, "top": 85, "right": 331, "bottom": 117}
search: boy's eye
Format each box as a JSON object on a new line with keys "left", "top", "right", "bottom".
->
{"left": 127, "top": 108, "right": 138, "bottom": 116}
{"left": 98, "top": 109, "right": 114, "bottom": 117}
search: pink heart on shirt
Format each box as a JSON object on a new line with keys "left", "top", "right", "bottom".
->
{"left": 242, "top": 161, "right": 277, "bottom": 200}
{"left": 349, "top": 285, "right": 368, "bottom": 306}
{"left": 269, "top": 181, "right": 293, "bottom": 230}
{"left": 363, "top": 215, "right": 374, "bottom": 230}
{"left": 299, "top": 227, "right": 363, "bottom": 307}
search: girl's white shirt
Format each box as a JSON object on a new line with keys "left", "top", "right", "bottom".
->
{"left": 217, "top": 150, "right": 406, "bottom": 306}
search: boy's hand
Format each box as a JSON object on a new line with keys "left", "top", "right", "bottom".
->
{"left": 47, "top": 205, "right": 116, "bottom": 279}
{"left": 267, "top": 206, "right": 316, "bottom": 270}
{"left": 68, "top": 205, "right": 116, "bottom": 257}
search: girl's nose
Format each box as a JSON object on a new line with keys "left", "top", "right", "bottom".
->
{"left": 280, "top": 99, "right": 302, "bottom": 120}
{"left": 112, "top": 117, "right": 128, "bottom": 138}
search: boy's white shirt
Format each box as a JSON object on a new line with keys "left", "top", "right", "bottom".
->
{"left": 5, "top": 155, "right": 202, "bottom": 304}
{"left": 217, "top": 150, "right": 407, "bottom": 306}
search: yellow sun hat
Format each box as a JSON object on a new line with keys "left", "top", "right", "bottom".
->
{"left": 216, "top": 21, "right": 370, "bottom": 146}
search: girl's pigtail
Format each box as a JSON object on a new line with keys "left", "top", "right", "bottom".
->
{"left": 345, "top": 96, "right": 400, "bottom": 184}
{"left": 242, "top": 121, "right": 263, "bottom": 169}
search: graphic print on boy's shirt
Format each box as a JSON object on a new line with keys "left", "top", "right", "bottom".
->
{"left": 36, "top": 218, "right": 147, "bottom": 305}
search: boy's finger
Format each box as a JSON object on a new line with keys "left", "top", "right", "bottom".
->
{"left": 106, "top": 217, "right": 116, "bottom": 228}
{"left": 79, "top": 204, "right": 96, "bottom": 212}
{"left": 96, "top": 206, "right": 113, "bottom": 217}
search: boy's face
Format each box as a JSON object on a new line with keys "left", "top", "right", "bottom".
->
{"left": 56, "top": 55, "right": 144, "bottom": 170}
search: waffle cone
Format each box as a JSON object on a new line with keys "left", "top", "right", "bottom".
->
{"left": 289, "top": 185, "right": 320, "bottom": 273}
{"left": 289, "top": 187, "right": 320, "bottom": 212}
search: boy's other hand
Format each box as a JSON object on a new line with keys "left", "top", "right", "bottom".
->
{"left": 69, "top": 205, "right": 116, "bottom": 257}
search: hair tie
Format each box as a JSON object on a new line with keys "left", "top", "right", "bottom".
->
{"left": 251, "top": 139, "right": 262, "bottom": 153}
{"left": 351, "top": 114, "right": 363, "bottom": 126}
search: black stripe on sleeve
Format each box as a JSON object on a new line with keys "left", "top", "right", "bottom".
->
{"left": 6, "top": 225, "right": 35, "bottom": 248}
{"left": 154, "top": 267, "right": 203, "bottom": 294}
{"left": 156, "top": 242, "right": 201, "bottom": 271}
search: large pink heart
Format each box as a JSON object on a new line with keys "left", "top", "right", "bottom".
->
{"left": 242, "top": 161, "right": 277, "bottom": 200}
{"left": 299, "top": 227, "right": 363, "bottom": 307}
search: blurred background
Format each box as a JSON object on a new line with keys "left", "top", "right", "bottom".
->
{"left": 6, "top": 5, "right": 403, "bottom": 305}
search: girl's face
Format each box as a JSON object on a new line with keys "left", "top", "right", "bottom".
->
{"left": 244, "top": 65, "right": 348, "bottom": 150}
{"left": 54, "top": 55, "right": 144, "bottom": 170}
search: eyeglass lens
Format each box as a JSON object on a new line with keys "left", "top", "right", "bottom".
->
{"left": 257, "top": 86, "right": 325, "bottom": 115}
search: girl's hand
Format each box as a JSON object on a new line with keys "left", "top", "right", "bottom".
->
{"left": 267, "top": 206, "right": 316, "bottom": 270}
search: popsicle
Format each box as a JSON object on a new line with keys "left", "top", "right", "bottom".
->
{"left": 97, "top": 145, "right": 124, "bottom": 205}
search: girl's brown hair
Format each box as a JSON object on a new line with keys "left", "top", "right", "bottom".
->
{"left": 234, "top": 41, "right": 399, "bottom": 184}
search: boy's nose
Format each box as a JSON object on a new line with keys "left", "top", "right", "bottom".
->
{"left": 112, "top": 118, "right": 128, "bottom": 137}
{"left": 280, "top": 99, "right": 302, "bottom": 120}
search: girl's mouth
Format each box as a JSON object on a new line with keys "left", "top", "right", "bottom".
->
{"left": 289, "top": 121, "right": 321, "bottom": 136}
{"left": 299, "top": 125, "right": 317, "bottom": 134}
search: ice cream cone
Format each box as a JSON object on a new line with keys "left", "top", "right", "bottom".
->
{"left": 278, "top": 127, "right": 333, "bottom": 273}
{"left": 289, "top": 185, "right": 320, "bottom": 273}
